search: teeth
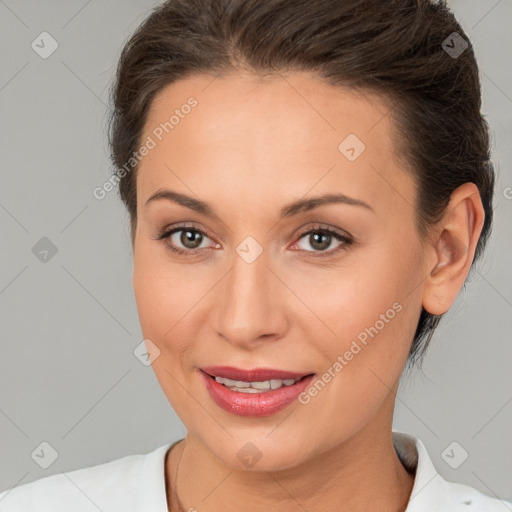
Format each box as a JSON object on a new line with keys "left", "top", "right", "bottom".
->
{"left": 227, "top": 387, "right": 260, "bottom": 393}
{"left": 214, "top": 376, "right": 301, "bottom": 392}
{"left": 270, "top": 379, "right": 282, "bottom": 390}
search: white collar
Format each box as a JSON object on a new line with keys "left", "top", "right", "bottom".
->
{"left": 392, "top": 430, "right": 511, "bottom": 511}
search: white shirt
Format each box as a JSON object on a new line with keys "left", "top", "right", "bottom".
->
{"left": 0, "top": 431, "right": 510, "bottom": 511}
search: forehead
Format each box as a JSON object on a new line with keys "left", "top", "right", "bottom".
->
{"left": 144, "top": 71, "right": 394, "bottom": 151}
{"left": 137, "top": 71, "right": 412, "bottom": 219}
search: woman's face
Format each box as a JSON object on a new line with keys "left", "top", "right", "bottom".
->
{"left": 133, "top": 71, "right": 429, "bottom": 470}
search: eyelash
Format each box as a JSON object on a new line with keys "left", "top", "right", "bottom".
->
{"left": 153, "top": 222, "right": 354, "bottom": 258}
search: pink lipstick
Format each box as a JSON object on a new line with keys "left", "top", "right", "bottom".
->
{"left": 199, "top": 366, "right": 316, "bottom": 417}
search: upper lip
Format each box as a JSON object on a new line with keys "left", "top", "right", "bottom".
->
{"left": 200, "top": 366, "right": 314, "bottom": 382}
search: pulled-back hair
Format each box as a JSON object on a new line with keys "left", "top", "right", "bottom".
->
{"left": 107, "top": 0, "right": 495, "bottom": 366}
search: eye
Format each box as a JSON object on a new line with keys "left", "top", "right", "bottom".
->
{"left": 153, "top": 223, "right": 218, "bottom": 255}
{"left": 153, "top": 222, "right": 353, "bottom": 258}
{"left": 292, "top": 225, "right": 353, "bottom": 256}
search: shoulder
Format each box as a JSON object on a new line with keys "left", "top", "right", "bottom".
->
{"left": 437, "top": 478, "right": 512, "bottom": 511}
{"left": 0, "top": 442, "right": 173, "bottom": 512}
{"left": 392, "top": 431, "right": 512, "bottom": 512}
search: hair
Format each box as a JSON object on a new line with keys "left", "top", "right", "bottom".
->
{"left": 107, "top": 0, "right": 495, "bottom": 367}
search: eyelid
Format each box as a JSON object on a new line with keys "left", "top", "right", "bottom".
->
{"left": 152, "top": 221, "right": 218, "bottom": 253}
{"left": 153, "top": 221, "right": 212, "bottom": 240}
{"left": 294, "top": 223, "right": 352, "bottom": 241}
{"left": 290, "top": 223, "right": 353, "bottom": 256}
{"left": 153, "top": 221, "right": 354, "bottom": 256}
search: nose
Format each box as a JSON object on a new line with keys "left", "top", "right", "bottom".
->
{"left": 211, "top": 247, "right": 289, "bottom": 349}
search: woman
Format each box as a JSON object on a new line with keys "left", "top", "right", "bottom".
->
{"left": 1, "top": 0, "right": 510, "bottom": 511}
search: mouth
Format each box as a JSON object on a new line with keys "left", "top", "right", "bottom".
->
{"left": 198, "top": 366, "right": 316, "bottom": 417}
{"left": 199, "top": 366, "right": 316, "bottom": 416}
{"left": 200, "top": 366, "right": 314, "bottom": 393}
{"left": 202, "top": 371, "right": 312, "bottom": 393}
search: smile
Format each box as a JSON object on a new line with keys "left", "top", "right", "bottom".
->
{"left": 199, "top": 366, "right": 316, "bottom": 416}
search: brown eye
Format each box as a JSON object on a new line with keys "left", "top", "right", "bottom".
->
{"left": 154, "top": 224, "right": 218, "bottom": 256}
{"left": 179, "top": 229, "right": 204, "bottom": 249}
{"left": 307, "top": 232, "right": 332, "bottom": 251}
{"left": 293, "top": 226, "right": 353, "bottom": 256}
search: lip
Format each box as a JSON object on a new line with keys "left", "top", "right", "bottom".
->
{"left": 199, "top": 368, "right": 316, "bottom": 417}
{"left": 200, "top": 366, "right": 311, "bottom": 381}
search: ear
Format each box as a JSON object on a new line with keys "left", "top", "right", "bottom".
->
{"left": 422, "top": 182, "right": 486, "bottom": 316}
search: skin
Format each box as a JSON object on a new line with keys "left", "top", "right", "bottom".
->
{"left": 132, "top": 71, "right": 484, "bottom": 512}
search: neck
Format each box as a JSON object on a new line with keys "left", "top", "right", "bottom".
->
{"left": 166, "top": 411, "right": 414, "bottom": 512}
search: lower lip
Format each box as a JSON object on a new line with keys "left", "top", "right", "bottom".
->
{"left": 200, "top": 370, "right": 316, "bottom": 417}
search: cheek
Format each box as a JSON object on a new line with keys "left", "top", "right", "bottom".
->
{"left": 132, "top": 260, "right": 195, "bottom": 407}
{"left": 132, "top": 244, "right": 217, "bottom": 357}
{"left": 132, "top": 246, "right": 183, "bottom": 344}
{"left": 133, "top": 279, "right": 193, "bottom": 354}
{"left": 291, "top": 254, "right": 421, "bottom": 442}
{"left": 293, "top": 239, "right": 422, "bottom": 369}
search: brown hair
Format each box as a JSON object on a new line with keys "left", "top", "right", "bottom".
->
{"left": 107, "top": 0, "right": 495, "bottom": 366}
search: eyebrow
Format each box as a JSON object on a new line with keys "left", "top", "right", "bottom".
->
{"left": 145, "top": 189, "right": 374, "bottom": 218}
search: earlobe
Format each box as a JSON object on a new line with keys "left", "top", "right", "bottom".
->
{"left": 422, "top": 183, "right": 485, "bottom": 316}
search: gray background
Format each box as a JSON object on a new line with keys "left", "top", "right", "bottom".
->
{"left": 1, "top": 0, "right": 511, "bottom": 503}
